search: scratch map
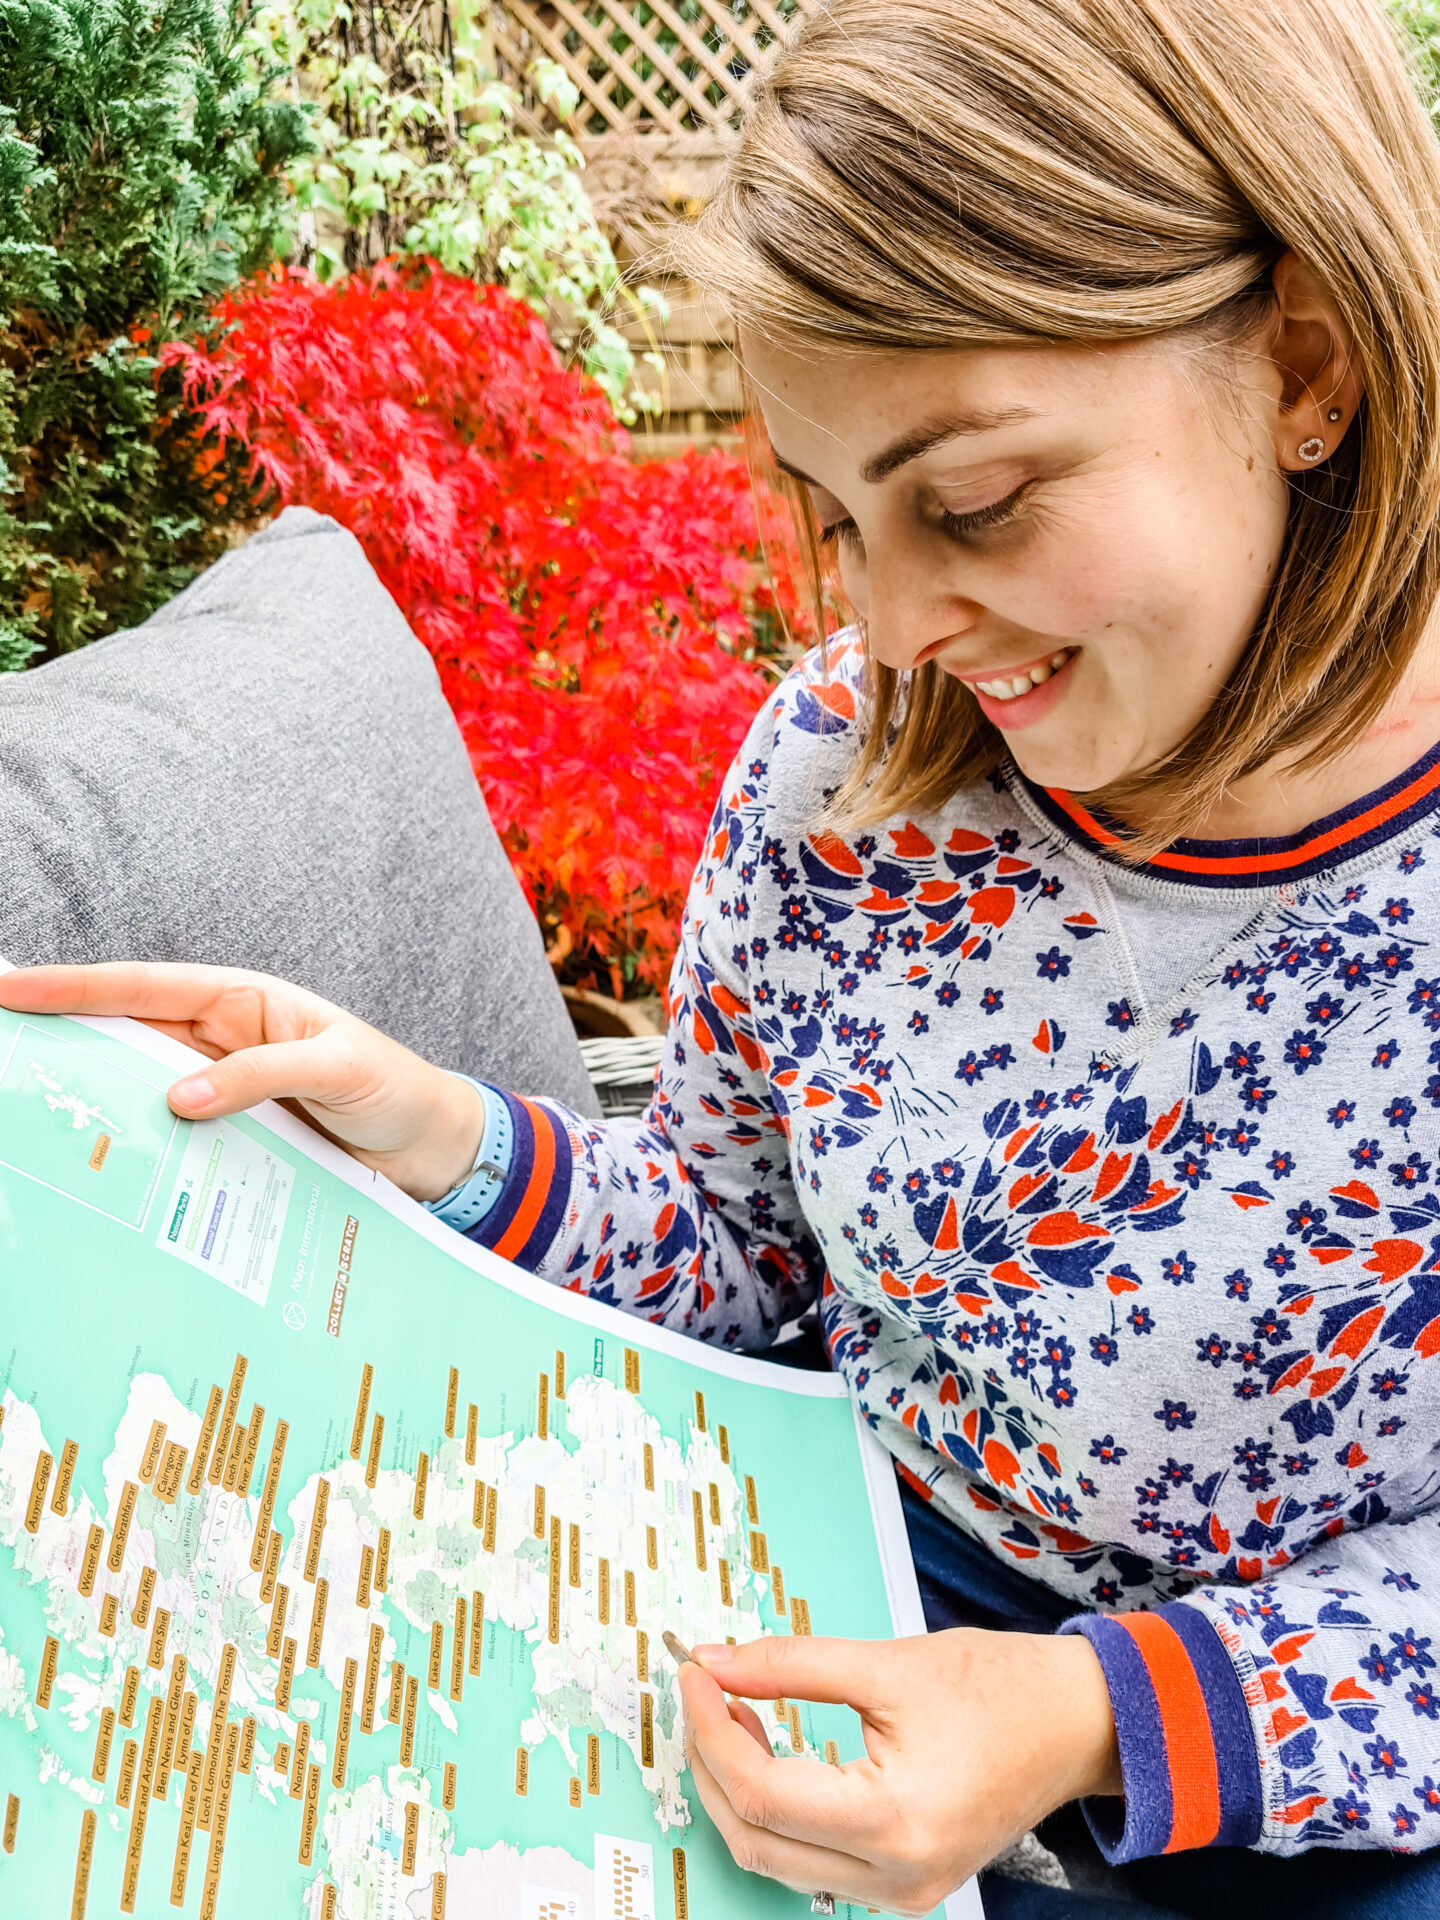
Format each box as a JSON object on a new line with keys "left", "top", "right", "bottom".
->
{"left": 0, "top": 1002, "right": 960, "bottom": 1920}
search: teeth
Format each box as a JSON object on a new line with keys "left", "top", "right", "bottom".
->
{"left": 975, "top": 647, "right": 1075, "bottom": 700}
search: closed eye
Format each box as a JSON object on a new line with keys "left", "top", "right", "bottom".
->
{"left": 816, "top": 481, "right": 1034, "bottom": 551}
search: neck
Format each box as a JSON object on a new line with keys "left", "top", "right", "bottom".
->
{"left": 1145, "top": 605, "right": 1440, "bottom": 844}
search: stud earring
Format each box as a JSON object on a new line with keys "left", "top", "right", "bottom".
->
{"left": 1298, "top": 436, "right": 1326, "bottom": 462}
{"left": 1327, "top": 408, "right": 1343, "bottom": 422}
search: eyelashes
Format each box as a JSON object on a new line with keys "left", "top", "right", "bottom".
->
{"left": 816, "top": 481, "right": 1034, "bottom": 551}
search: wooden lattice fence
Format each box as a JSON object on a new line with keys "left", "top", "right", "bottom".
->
{"left": 491, "top": 0, "right": 818, "bottom": 448}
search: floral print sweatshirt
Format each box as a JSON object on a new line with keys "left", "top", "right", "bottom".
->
{"left": 465, "top": 634, "right": 1440, "bottom": 1864}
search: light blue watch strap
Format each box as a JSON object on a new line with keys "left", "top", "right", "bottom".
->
{"left": 422, "top": 1074, "right": 515, "bottom": 1234}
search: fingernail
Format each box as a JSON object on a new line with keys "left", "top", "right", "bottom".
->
{"left": 171, "top": 1075, "right": 216, "bottom": 1112}
{"left": 692, "top": 1643, "right": 734, "bottom": 1665}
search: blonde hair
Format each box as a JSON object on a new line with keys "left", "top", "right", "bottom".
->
{"left": 680, "top": 0, "right": 1440, "bottom": 854}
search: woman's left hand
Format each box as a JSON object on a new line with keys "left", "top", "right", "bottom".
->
{"left": 678, "top": 1626, "right": 1121, "bottom": 1916}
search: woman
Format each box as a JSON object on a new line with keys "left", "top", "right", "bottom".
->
{"left": 11, "top": 0, "right": 1440, "bottom": 1912}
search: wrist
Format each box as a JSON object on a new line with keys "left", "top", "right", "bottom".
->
{"left": 1041, "top": 1633, "right": 1122, "bottom": 1803}
{"left": 408, "top": 1072, "right": 488, "bottom": 1203}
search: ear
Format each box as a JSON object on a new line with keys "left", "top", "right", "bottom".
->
{"left": 1270, "top": 251, "right": 1365, "bottom": 472}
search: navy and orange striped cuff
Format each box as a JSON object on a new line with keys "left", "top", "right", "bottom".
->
{"left": 467, "top": 1089, "right": 573, "bottom": 1270}
{"left": 1060, "top": 1603, "right": 1261, "bottom": 1862}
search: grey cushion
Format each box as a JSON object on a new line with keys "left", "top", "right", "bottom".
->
{"left": 0, "top": 506, "right": 599, "bottom": 1115}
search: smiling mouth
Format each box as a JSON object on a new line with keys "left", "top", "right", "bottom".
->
{"left": 967, "top": 647, "right": 1077, "bottom": 701}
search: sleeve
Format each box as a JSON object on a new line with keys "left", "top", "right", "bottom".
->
{"left": 456, "top": 680, "right": 823, "bottom": 1351}
{"left": 1062, "top": 1496, "right": 1440, "bottom": 1860}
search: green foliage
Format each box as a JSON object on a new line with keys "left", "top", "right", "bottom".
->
{"left": 251, "top": 2, "right": 656, "bottom": 411}
{"left": 1391, "top": 0, "right": 1440, "bottom": 105}
{"left": 0, "top": 0, "right": 308, "bottom": 664}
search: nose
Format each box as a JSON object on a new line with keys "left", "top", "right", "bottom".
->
{"left": 860, "top": 548, "right": 985, "bottom": 674}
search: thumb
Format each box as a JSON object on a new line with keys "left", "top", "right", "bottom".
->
{"left": 690, "top": 1634, "right": 892, "bottom": 1712}
{"left": 169, "top": 1032, "right": 370, "bottom": 1125}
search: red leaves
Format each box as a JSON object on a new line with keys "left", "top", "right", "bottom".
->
{"left": 170, "top": 263, "right": 811, "bottom": 988}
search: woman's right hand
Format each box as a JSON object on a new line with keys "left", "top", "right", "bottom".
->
{"left": 0, "top": 962, "right": 486, "bottom": 1203}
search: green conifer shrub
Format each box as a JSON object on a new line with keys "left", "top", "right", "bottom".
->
{"left": 0, "top": 0, "right": 307, "bottom": 667}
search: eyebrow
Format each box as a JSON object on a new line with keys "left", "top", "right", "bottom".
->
{"left": 772, "top": 406, "right": 1040, "bottom": 488}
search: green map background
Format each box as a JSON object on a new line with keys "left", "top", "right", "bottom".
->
{"left": 0, "top": 1007, "right": 937, "bottom": 1920}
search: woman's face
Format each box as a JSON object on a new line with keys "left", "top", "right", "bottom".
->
{"left": 745, "top": 328, "right": 1294, "bottom": 794}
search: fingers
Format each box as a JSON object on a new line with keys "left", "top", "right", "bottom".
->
{"left": 685, "top": 1736, "right": 894, "bottom": 1911}
{"left": 691, "top": 1632, "right": 895, "bottom": 1710}
{"left": 0, "top": 963, "right": 264, "bottom": 1023}
{"left": 727, "top": 1697, "right": 772, "bottom": 1755}
{"left": 679, "top": 1662, "right": 876, "bottom": 1851}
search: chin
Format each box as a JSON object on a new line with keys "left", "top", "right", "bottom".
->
{"left": 1004, "top": 740, "right": 1131, "bottom": 795}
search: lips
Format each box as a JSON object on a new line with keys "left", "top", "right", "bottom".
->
{"left": 958, "top": 647, "right": 1079, "bottom": 731}
{"left": 971, "top": 647, "right": 1076, "bottom": 701}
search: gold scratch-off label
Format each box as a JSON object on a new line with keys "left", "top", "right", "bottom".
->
{"left": 238, "top": 1718, "right": 255, "bottom": 1775}
{"left": 401, "top": 1801, "right": 419, "bottom": 1875}
{"left": 598, "top": 1558, "right": 610, "bottom": 1626}
{"left": 465, "top": 1402, "right": 477, "bottom": 1467}
{"left": 548, "top": 1517, "right": 562, "bottom": 1647}
{"left": 719, "top": 1558, "right": 733, "bottom": 1607}
{"left": 708, "top": 1482, "right": 722, "bottom": 1526}
{"left": 375, "top": 1527, "right": 391, "bottom": 1595}
{"left": 636, "top": 1629, "right": 649, "bottom": 1683}
{"left": 132, "top": 1566, "right": 155, "bottom": 1629}
{"left": 482, "top": 1487, "right": 497, "bottom": 1554}
{"left": 304, "top": 1478, "right": 330, "bottom": 1582}
{"left": 533, "top": 1485, "right": 546, "bottom": 1539}
{"left": 36, "top": 1635, "right": 58, "bottom": 1708}
{"left": 288, "top": 1722, "right": 310, "bottom": 1800}
{"left": 88, "top": 1131, "right": 111, "bottom": 1171}
{"left": 170, "top": 1750, "right": 203, "bottom": 1908}
{"left": 275, "top": 1638, "right": 296, "bottom": 1713}
{"left": 52, "top": 1439, "right": 78, "bottom": 1516}
{"left": 749, "top": 1529, "right": 769, "bottom": 1574}
{"left": 92, "top": 1707, "right": 116, "bottom": 1782}
{"left": 554, "top": 1348, "right": 566, "bottom": 1400}
{"left": 587, "top": 1733, "right": 600, "bottom": 1795}
{"left": 569, "top": 1522, "right": 581, "bottom": 1589}
{"left": 322, "top": 1886, "right": 338, "bottom": 1920}
{"left": 333, "top": 1658, "right": 357, "bottom": 1787}
{"left": 643, "top": 1442, "right": 654, "bottom": 1492}
{"left": 445, "top": 1367, "right": 459, "bottom": 1440}
{"left": 646, "top": 1525, "right": 658, "bottom": 1572}
{"left": 450, "top": 1598, "right": 467, "bottom": 1702}
{"left": 77, "top": 1524, "right": 103, "bottom": 1598}
{"left": 825, "top": 1739, "right": 840, "bottom": 1766}
{"left": 640, "top": 1692, "right": 655, "bottom": 1769}
{"left": 469, "top": 1591, "right": 485, "bottom": 1676}
{"left": 250, "top": 1422, "right": 288, "bottom": 1569}
{"left": 388, "top": 1661, "right": 405, "bottom": 1726}
{"left": 431, "top": 1876, "right": 448, "bottom": 1920}
{"left": 24, "top": 1451, "right": 52, "bottom": 1534}
{"left": 177, "top": 1693, "right": 197, "bottom": 1774}
{"left": 273, "top": 1743, "right": 290, "bottom": 1775}
{"left": 299, "top": 1763, "right": 320, "bottom": 1867}
{"left": 154, "top": 1441, "right": 188, "bottom": 1506}
{"left": 146, "top": 1607, "right": 170, "bottom": 1671}
{"left": 427, "top": 1621, "right": 445, "bottom": 1692}
{"left": 694, "top": 1391, "right": 707, "bottom": 1434}
{"left": 718, "top": 1424, "right": 730, "bottom": 1465}
{"left": 154, "top": 1653, "right": 187, "bottom": 1803}
{"left": 98, "top": 1594, "right": 118, "bottom": 1638}
{"left": 400, "top": 1677, "right": 418, "bottom": 1767}
{"left": 209, "top": 1355, "right": 247, "bottom": 1489}
{"left": 791, "top": 1597, "right": 812, "bottom": 1636}
{"left": 443, "top": 1761, "right": 457, "bottom": 1812}
{"left": 187, "top": 1386, "right": 222, "bottom": 1495}
{"left": 745, "top": 1474, "right": 759, "bottom": 1525}
{"left": 514, "top": 1747, "right": 529, "bottom": 1796}
{"left": 69, "top": 1805, "right": 96, "bottom": 1920}
{"left": 362, "top": 1623, "right": 384, "bottom": 1734}
{"left": 413, "top": 1451, "right": 429, "bottom": 1522}
{"left": 691, "top": 1491, "right": 707, "bottom": 1572}
{"left": 787, "top": 1703, "right": 803, "bottom": 1753}
{"left": 267, "top": 1583, "right": 289, "bottom": 1660}
{"left": 357, "top": 1545, "right": 374, "bottom": 1610}
{"left": 306, "top": 1579, "right": 329, "bottom": 1670}
{"left": 623, "top": 1348, "right": 640, "bottom": 1394}
{"left": 350, "top": 1363, "right": 374, "bottom": 1460}
{"left": 624, "top": 1570, "right": 637, "bottom": 1628}
{"left": 3, "top": 1791, "right": 17, "bottom": 1853}
{"left": 472, "top": 1479, "right": 487, "bottom": 1531}
{"left": 139, "top": 1421, "right": 166, "bottom": 1486}
{"left": 198, "top": 1643, "right": 236, "bottom": 1830}
{"left": 568, "top": 1776, "right": 581, "bottom": 1809}
{"left": 672, "top": 1847, "right": 689, "bottom": 1920}
{"left": 366, "top": 1412, "right": 384, "bottom": 1491}
{"left": 108, "top": 1481, "right": 138, "bottom": 1575}
{"left": 771, "top": 1564, "right": 786, "bottom": 1614}
{"left": 236, "top": 1404, "right": 265, "bottom": 1499}
{"left": 116, "top": 1740, "right": 137, "bottom": 1810}
{"left": 119, "top": 1666, "right": 139, "bottom": 1728}
{"left": 260, "top": 1528, "right": 281, "bottom": 1604}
